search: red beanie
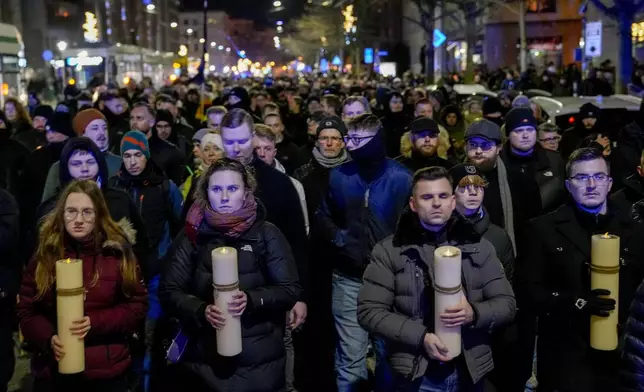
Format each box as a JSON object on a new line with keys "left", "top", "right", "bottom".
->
{"left": 72, "top": 109, "right": 107, "bottom": 136}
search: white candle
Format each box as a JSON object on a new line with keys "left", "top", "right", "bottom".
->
{"left": 433, "top": 246, "right": 462, "bottom": 360}
{"left": 590, "top": 233, "right": 620, "bottom": 351}
{"left": 211, "top": 247, "right": 242, "bottom": 356}
{"left": 55, "top": 258, "right": 85, "bottom": 374}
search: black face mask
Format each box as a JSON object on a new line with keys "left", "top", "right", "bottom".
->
{"left": 349, "top": 131, "right": 386, "bottom": 163}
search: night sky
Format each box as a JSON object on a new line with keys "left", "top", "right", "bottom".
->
{"left": 181, "top": 0, "right": 307, "bottom": 26}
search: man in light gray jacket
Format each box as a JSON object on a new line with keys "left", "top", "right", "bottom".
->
{"left": 358, "top": 166, "right": 516, "bottom": 391}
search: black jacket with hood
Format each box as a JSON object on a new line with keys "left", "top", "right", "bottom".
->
{"left": 148, "top": 121, "right": 186, "bottom": 187}
{"left": 613, "top": 107, "right": 644, "bottom": 188}
{"left": 34, "top": 137, "right": 150, "bottom": 276}
{"left": 381, "top": 92, "right": 411, "bottom": 158}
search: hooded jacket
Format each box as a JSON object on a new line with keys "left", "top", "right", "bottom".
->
{"left": 381, "top": 92, "right": 411, "bottom": 158}
{"left": 17, "top": 231, "right": 148, "bottom": 381}
{"left": 439, "top": 104, "right": 466, "bottom": 143}
{"left": 34, "top": 137, "right": 150, "bottom": 277}
{"left": 148, "top": 125, "right": 186, "bottom": 187}
{"left": 109, "top": 159, "right": 183, "bottom": 279}
{"left": 357, "top": 208, "right": 516, "bottom": 385}
{"left": 159, "top": 201, "right": 301, "bottom": 392}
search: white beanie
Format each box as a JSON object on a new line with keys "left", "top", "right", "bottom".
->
{"left": 200, "top": 133, "right": 224, "bottom": 154}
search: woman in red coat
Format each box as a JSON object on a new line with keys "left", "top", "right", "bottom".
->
{"left": 17, "top": 179, "right": 148, "bottom": 392}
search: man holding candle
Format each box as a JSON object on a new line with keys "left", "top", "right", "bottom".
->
{"left": 516, "top": 147, "right": 644, "bottom": 392}
{"left": 357, "top": 166, "right": 516, "bottom": 391}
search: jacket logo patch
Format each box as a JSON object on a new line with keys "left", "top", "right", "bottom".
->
{"left": 465, "top": 165, "right": 476, "bottom": 174}
{"left": 241, "top": 245, "right": 253, "bottom": 252}
{"left": 543, "top": 171, "right": 553, "bottom": 177}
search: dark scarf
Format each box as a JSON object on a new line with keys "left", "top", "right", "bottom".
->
{"left": 187, "top": 194, "right": 257, "bottom": 239}
{"left": 349, "top": 131, "right": 387, "bottom": 183}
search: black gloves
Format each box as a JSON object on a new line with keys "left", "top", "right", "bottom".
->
{"left": 574, "top": 289, "right": 616, "bottom": 317}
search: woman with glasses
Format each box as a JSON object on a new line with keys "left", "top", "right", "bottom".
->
{"left": 17, "top": 180, "right": 148, "bottom": 392}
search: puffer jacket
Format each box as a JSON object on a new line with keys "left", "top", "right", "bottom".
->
{"left": 159, "top": 201, "right": 302, "bottom": 392}
{"left": 316, "top": 158, "right": 412, "bottom": 278}
{"left": 17, "top": 236, "right": 148, "bottom": 380}
{"left": 357, "top": 208, "right": 516, "bottom": 385}
{"left": 622, "top": 278, "right": 644, "bottom": 391}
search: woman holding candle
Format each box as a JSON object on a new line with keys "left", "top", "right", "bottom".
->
{"left": 159, "top": 158, "right": 302, "bottom": 392}
{"left": 17, "top": 180, "right": 148, "bottom": 392}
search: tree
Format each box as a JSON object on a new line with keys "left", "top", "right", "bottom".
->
{"left": 589, "top": 0, "right": 644, "bottom": 93}
{"left": 281, "top": 5, "right": 345, "bottom": 64}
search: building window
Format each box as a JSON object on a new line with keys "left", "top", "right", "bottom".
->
{"left": 526, "top": 0, "right": 556, "bottom": 13}
{"left": 183, "top": 18, "right": 189, "bottom": 25}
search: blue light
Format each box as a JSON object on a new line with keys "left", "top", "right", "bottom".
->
{"left": 378, "top": 50, "right": 388, "bottom": 56}
{"left": 42, "top": 50, "right": 53, "bottom": 62}
{"left": 364, "top": 48, "right": 373, "bottom": 64}
{"left": 332, "top": 55, "right": 342, "bottom": 66}
{"left": 320, "top": 58, "right": 329, "bottom": 72}
{"left": 433, "top": 29, "right": 446, "bottom": 48}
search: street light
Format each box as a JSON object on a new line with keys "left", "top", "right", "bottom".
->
{"left": 146, "top": 4, "right": 155, "bottom": 11}
{"left": 273, "top": 1, "right": 282, "bottom": 7}
{"left": 186, "top": 28, "right": 193, "bottom": 35}
{"left": 240, "top": 50, "right": 246, "bottom": 56}
{"left": 210, "top": 41, "right": 216, "bottom": 47}
{"left": 170, "top": 22, "right": 177, "bottom": 28}
{"left": 199, "top": 38, "right": 205, "bottom": 43}
{"left": 57, "top": 41, "right": 68, "bottom": 51}
{"left": 277, "top": 21, "right": 283, "bottom": 26}
{"left": 277, "top": 26, "right": 283, "bottom": 32}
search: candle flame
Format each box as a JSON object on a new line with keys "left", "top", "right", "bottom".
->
{"left": 65, "top": 258, "right": 72, "bottom": 264}
{"left": 602, "top": 232, "right": 610, "bottom": 238}
{"left": 443, "top": 249, "right": 455, "bottom": 257}
{"left": 220, "top": 248, "right": 229, "bottom": 254}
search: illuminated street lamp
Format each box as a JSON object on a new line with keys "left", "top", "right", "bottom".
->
{"left": 146, "top": 4, "right": 155, "bottom": 11}
{"left": 186, "top": 28, "right": 193, "bottom": 35}
{"left": 277, "top": 26, "right": 283, "bottom": 33}
{"left": 57, "top": 41, "right": 68, "bottom": 51}
{"left": 170, "top": 22, "right": 177, "bottom": 28}
{"left": 199, "top": 38, "right": 205, "bottom": 43}
{"left": 277, "top": 21, "right": 283, "bottom": 26}
{"left": 210, "top": 41, "right": 216, "bottom": 47}
{"left": 273, "top": 1, "right": 282, "bottom": 7}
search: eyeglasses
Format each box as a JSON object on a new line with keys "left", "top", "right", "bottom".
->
{"left": 318, "top": 136, "right": 343, "bottom": 143}
{"left": 568, "top": 173, "right": 610, "bottom": 185}
{"left": 466, "top": 140, "right": 496, "bottom": 152}
{"left": 344, "top": 135, "right": 374, "bottom": 145}
{"left": 64, "top": 208, "right": 96, "bottom": 222}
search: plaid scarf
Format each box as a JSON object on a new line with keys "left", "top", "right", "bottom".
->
{"left": 186, "top": 195, "right": 257, "bottom": 241}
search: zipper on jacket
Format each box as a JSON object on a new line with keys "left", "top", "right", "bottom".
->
{"left": 364, "top": 188, "right": 370, "bottom": 208}
{"left": 139, "top": 194, "right": 145, "bottom": 216}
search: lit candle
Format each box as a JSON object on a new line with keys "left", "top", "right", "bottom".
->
{"left": 590, "top": 233, "right": 620, "bottom": 350}
{"left": 55, "top": 258, "right": 85, "bottom": 374}
{"left": 434, "top": 246, "right": 462, "bottom": 360}
{"left": 211, "top": 247, "right": 242, "bottom": 356}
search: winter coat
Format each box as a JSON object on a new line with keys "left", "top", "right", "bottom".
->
{"left": 357, "top": 208, "right": 516, "bottom": 385}
{"left": 611, "top": 174, "right": 644, "bottom": 223}
{"left": 274, "top": 159, "right": 309, "bottom": 235}
{"left": 293, "top": 158, "right": 333, "bottom": 225}
{"left": 102, "top": 108, "right": 129, "bottom": 154}
{"left": 109, "top": 160, "right": 183, "bottom": 280}
{"left": 382, "top": 111, "right": 411, "bottom": 159}
{"left": 515, "top": 202, "right": 644, "bottom": 392}
{"left": 276, "top": 137, "right": 301, "bottom": 175}
{"left": 560, "top": 121, "right": 600, "bottom": 161}
{"left": 17, "top": 236, "right": 148, "bottom": 381}
{"left": 158, "top": 202, "right": 302, "bottom": 392}
{"left": 12, "top": 128, "right": 46, "bottom": 152}
{"left": 0, "top": 128, "right": 30, "bottom": 198}
{"left": 34, "top": 138, "right": 150, "bottom": 278}
{"left": 316, "top": 158, "right": 412, "bottom": 278}
{"left": 0, "top": 189, "right": 20, "bottom": 306}
{"left": 148, "top": 134, "right": 186, "bottom": 187}
{"left": 612, "top": 121, "right": 644, "bottom": 188}
{"left": 460, "top": 208, "right": 514, "bottom": 284}
{"left": 622, "top": 278, "right": 644, "bottom": 391}
{"left": 500, "top": 144, "right": 565, "bottom": 233}
{"left": 395, "top": 151, "right": 454, "bottom": 174}
{"left": 42, "top": 152, "right": 122, "bottom": 203}
{"left": 250, "top": 158, "right": 309, "bottom": 300}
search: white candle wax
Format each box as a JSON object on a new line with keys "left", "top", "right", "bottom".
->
{"left": 433, "top": 246, "right": 462, "bottom": 360}
{"left": 55, "top": 258, "right": 85, "bottom": 374}
{"left": 211, "top": 247, "right": 242, "bottom": 357}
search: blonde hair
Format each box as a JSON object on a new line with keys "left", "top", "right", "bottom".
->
{"left": 400, "top": 127, "right": 451, "bottom": 160}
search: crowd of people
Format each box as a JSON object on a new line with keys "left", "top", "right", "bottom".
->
{"left": 1, "top": 71, "right": 644, "bottom": 392}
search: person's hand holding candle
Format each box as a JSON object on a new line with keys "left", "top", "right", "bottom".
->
{"left": 69, "top": 316, "right": 91, "bottom": 338}
{"left": 228, "top": 291, "right": 248, "bottom": 316}
{"left": 440, "top": 294, "right": 475, "bottom": 327}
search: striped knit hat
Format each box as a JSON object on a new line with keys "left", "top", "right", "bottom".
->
{"left": 120, "top": 130, "right": 150, "bottom": 159}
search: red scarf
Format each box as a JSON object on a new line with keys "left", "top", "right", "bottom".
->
{"left": 186, "top": 195, "right": 257, "bottom": 241}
